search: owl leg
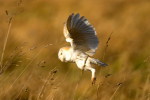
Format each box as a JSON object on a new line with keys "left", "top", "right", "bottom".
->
{"left": 85, "top": 67, "right": 96, "bottom": 85}
{"left": 85, "top": 58, "right": 96, "bottom": 85}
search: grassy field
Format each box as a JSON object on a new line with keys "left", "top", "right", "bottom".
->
{"left": 0, "top": 0, "right": 150, "bottom": 100}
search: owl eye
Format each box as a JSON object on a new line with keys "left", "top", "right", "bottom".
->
{"left": 60, "top": 51, "right": 63, "bottom": 55}
{"left": 60, "top": 52, "right": 62, "bottom": 55}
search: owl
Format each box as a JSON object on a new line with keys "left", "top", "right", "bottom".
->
{"left": 58, "top": 13, "right": 108, "bottom": 84}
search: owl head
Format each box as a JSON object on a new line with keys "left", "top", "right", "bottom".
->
{"left": 58, "top": 48, "right": 65, "bottom": 62}
{"left": 58, "top": 47, "right": 72, "bottom": 62}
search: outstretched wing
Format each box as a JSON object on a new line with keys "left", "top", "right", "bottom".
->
{"left": 63, "top": 13, "right": 99, "bottom": 56}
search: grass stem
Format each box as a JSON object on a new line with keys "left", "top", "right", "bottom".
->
{"left": 0, "top": 17, "right": 13, "bottom": 72}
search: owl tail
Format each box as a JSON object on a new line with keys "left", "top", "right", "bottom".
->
{"left": 90, "top": 58, "right": 108, "bottom": 67}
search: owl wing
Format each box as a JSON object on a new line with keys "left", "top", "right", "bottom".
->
{"left": 63, "top": 13, "right": 99, "bottom": 56}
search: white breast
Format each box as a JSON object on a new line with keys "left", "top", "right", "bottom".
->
{"left": 74, "top": 51, "right": 88, "bottom": 69}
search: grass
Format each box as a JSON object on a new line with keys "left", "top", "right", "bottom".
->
{"left": 0, "top": 16, "right": 12, "bottom": 73}
{"left": 0, "top": 0, "right": 150, "bottom": 100}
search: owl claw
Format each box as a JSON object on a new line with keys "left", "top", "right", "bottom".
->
{"left": 92, "top": 77, "right": 96, "bottom": 85}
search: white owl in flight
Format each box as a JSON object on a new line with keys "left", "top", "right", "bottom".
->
{"left": 58, "top": 13, "right": 108, "bottom": 84}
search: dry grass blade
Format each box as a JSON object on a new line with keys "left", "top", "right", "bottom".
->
{"left": 0, "top": 1, "right": 23, "bottom": 73}
{"left": 109, "top": 83, "right": 122, "bottom": 100}
{"left": 73, "top": 70, "right": 84, "bottom": 100}
{"left": 3, "top": 50, "right": 42, "bottom": 96}
{"left": 37, "top": 67, "right": 57, "bottom": 100}
{"left": 16, "top": 74, "right": 32, "bottom": 100}
{"left": 141, "top": 74, "right": 150, "bottom": 100}
{"left": 96, "top": 32, "right": 113, "bottom": 100}
{"left": 102, "top": 32, "right": 113, "bottom": 61}
{"left": 0, "top": 17, "right": 13, "bottom": 73}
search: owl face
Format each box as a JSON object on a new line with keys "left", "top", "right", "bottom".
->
{"left": 58, "top": 48, "right": 65, "bottom": 62}
{"left": 58, "top": 47, "right": 72, "bottom": 62}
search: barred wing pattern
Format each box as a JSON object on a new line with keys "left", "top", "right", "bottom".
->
{"left": 63, "top": 13, "right": 99, "bottom": 56}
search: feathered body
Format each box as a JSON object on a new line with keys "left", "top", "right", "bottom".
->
{"left": 58, "top": 13, "right": 107, "bottom": 84}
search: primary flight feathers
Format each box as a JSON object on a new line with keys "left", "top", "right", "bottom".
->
{"left": 64, "top": 13, "right": 99, "bottom": 56}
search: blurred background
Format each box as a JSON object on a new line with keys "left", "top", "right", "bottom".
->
{"left": 0, "top": 0, "right": 150, "bottom": 100}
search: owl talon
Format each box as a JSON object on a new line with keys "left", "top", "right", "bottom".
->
{"left": 92, "top": 77, "right": 96, "bottom": 85}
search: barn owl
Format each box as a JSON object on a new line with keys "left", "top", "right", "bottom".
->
{"left": 58, "top": 13, "right": 108, "bottom": 84}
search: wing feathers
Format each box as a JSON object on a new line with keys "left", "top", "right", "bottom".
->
{"left": 67, "top": 14, "right": 72, "bottom": 31}
{"left": 64, "top": 13, "right": 99, "bottom": 56}
{"left": 72, "top": 13, "right": 80, "bottom": 28}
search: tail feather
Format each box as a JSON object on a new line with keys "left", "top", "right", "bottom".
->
{"left": 90, "top": 58, "right": 108, "bottom": 67}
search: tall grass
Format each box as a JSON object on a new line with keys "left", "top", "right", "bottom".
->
{"left": 0, "top": 0, "right": 150, "bottom": 100}
{"left": 0, "top": 16, "right": 13, "bottom": 73}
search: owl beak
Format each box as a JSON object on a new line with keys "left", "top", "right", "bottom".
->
{"left": 60, "top": 57, "right": 65, "bottom": 62}
{"left": 62, "top": 58, "right": 65, "bottom": 62}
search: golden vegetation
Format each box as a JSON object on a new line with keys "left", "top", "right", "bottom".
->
{"left": 0, "top": 0, "right": 150, "bottom": 100}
